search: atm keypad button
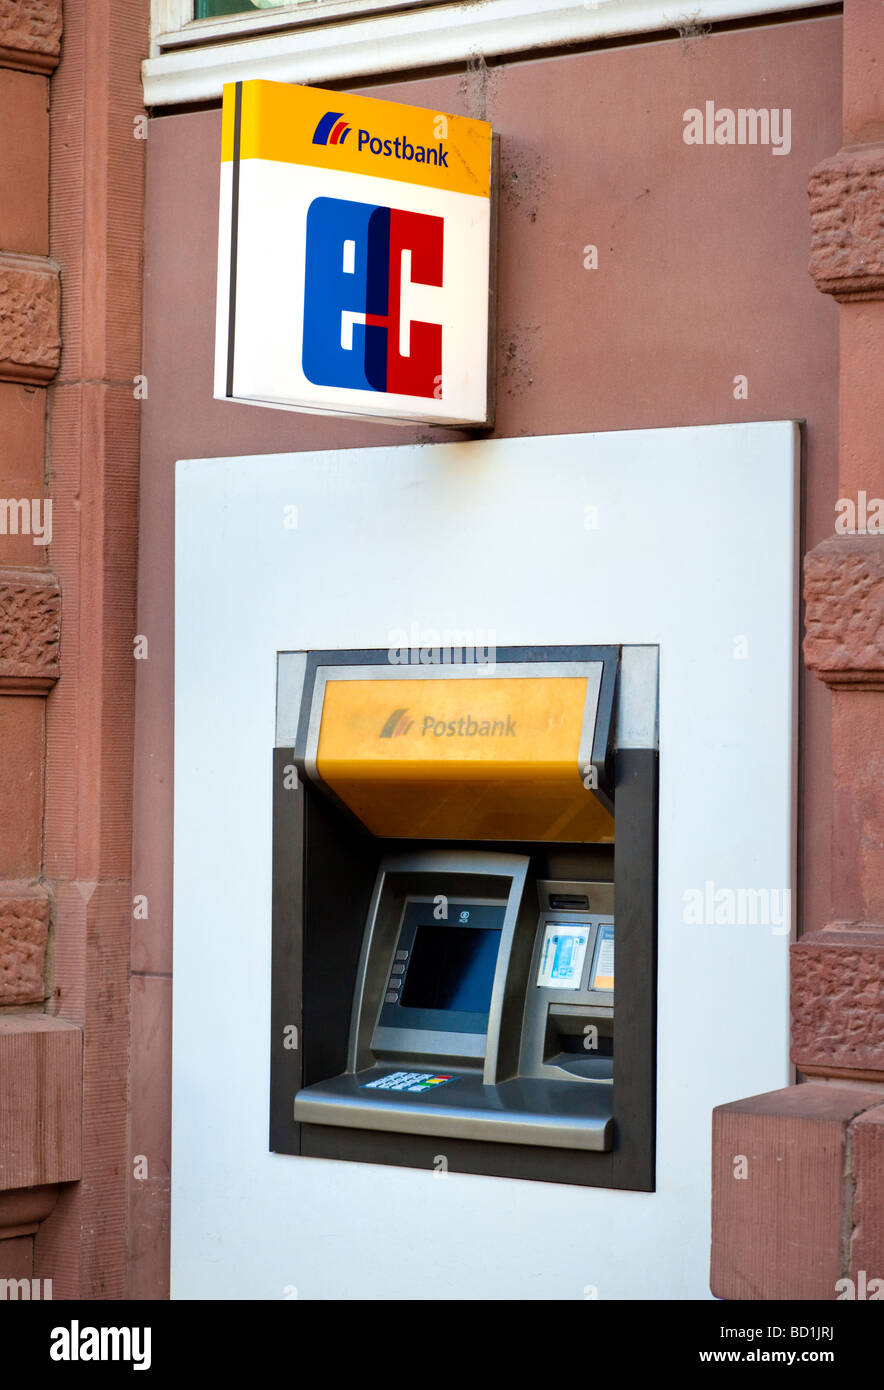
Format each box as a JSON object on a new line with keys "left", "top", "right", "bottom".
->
{"left": 395, "top": 950, "right": 408, "bottom": 961}
{"left": 391, "top": 964, "right": 405, "bottom": 975}
{"left": 384, "top": 991, "right": 398, "bottom": 1003}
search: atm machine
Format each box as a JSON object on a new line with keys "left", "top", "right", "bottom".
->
{"left": 271, "top": 645, "right": 657, "bottom": 1190}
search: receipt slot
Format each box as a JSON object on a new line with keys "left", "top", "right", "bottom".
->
{"left": 271, "top": 646, "right": 658, "bottom": 1190}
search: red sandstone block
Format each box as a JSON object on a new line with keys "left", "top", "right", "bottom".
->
{"left": 0, "top": 1015, "right": 81, "bottom": 1191}
{"left": 0, "top": 567, "right": 60, "bottom": 692}
{"left": 843, "top": 3, "right": 884, "bottom": 147}
{"left": 0, "top": 253, "right": 60, "bottom": 384}
{"left": 808, "top": 146, "right": 884, "bottom": 302}
{"left": 128, "top": 975, "right": 171, "bottom": 1299}
{"left": 803, "top": 536, "right": 884, "bottom": 689}
{"left": 0, "top": 0, "right": 62, "bottom": 73}
{"left": 0, "top": 70, "right": 48, "bottom": 255}
{"left": 0, "top": 699, "right": 45, "bottom": 877}
{"left": 0, "top": 1182, "right": 57, "bottom": 1238}
{"left": 44, "top": 385, "right": 138, "bottom": 881}
{"left": 839, "top": 306, "right": 884, "bottom": 499}
{"left": 0, "top": 1235, "right": 33, "bottom": 1279}
{"left": 34, "top": 883, "right": 131, "bottom": 1297}
{"left": 850, "top": 1103, "right": 884, "bottom": 1289}
{"left": 831, "top": 697, "right": 884, "bottom": 926}
{"left": 791, "top": 924, "right": 884, "bottom": 1079}
{"left": 0, "top": 881, "right": 50, "bottom": 1004}
{"left": 711, "top": 1084, "right": 883, "bottom": 1300}
{"left": 0, "top": 383, "right": 47, "bottom": 570}
{"left": 50, "top": 2, "right": 146, "bottom": 384}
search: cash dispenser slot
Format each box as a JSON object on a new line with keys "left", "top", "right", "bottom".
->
{"left": 271, "top": 645, "right": 658, "bottom": 1190}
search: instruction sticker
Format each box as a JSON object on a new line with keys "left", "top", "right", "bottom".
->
{"left": 536, "top": 923, "right": 590, "bottom": 989}
{"left": 591, "top": 922, "right": 614, "bottom": 991}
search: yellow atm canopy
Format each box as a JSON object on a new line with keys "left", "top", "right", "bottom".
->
{"left": 291, "top": 650, "right": 618, "bottom": 842}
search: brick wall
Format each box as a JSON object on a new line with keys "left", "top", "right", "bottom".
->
{"left": 0, "top": 0, "right": 148, "bottom": 1298}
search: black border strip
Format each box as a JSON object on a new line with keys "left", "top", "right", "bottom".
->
{"left": 225, "top": 81, "right": 242, "bottom": 399}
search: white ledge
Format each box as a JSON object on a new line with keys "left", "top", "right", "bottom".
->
{"left": 143, "top": 0, "right": 833, "bottom": 107}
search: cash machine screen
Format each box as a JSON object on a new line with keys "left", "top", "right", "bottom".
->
{"left": 401, "top": 925, "right": 501, "bottom": 1013}
{"left": 377, "top": 899, "right": 506, "bottom": 1033}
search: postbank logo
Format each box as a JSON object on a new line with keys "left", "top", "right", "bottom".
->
{"left": 379, "top": 708, "right": 414, "bottom": 738}
{"left": 312, "top": 112, "right": 353, "bottom": 146}
{"left": 378, "top": 706, "right": 517, "bottom": 739}
{"left": 312, "top": 111, "right": 448, "bottom": 168}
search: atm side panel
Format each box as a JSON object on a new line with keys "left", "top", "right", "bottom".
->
{"left": 270, "top": 746, "right": 305, "bottom": 1155}
{"left": 610, "top": 745, "right": 659, "bottom": 1192}
{"left": 301, "top": 783, "right": 379, "bottom": 1089}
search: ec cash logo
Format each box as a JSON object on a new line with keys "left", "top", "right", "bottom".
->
{"left": 303, "top": 196, "right": 443, "bottom": 399}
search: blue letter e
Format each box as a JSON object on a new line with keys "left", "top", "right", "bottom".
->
{"left": 302, "top": 196, "right": 388, "bottom": 391}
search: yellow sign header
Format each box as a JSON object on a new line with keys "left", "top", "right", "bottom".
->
{"left": 221, "top": 80, "right": 492, "bottom": 200}
{"left": 315, "top": 677, "right": 614, "bottom": 843}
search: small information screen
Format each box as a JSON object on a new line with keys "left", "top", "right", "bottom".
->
{"left": 591, "top": 922, "right": 614, "bottom": 991}
{"left": 536, "top": 923, "right": 590, "bottom": 989}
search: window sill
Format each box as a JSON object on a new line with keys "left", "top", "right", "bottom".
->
{"left": 143, "top": 0, "right": 833, "bottom": 108}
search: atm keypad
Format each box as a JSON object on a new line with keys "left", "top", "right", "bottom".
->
{"left": 363, "top": 1070, "right": 455, "bottom": 1093}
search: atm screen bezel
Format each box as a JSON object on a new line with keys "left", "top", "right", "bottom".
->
{"left": 375, "top": 895, "right": 507, "bottom": 1037}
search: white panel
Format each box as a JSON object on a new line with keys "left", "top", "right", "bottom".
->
{"left": 226, "top": 162, "right": 490, "bottom": 425}
{"left": 173, "top": 421, "right": 797, "bottom": 1299}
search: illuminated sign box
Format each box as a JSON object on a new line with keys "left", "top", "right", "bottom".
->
{"left": 216, "top": 80, "right": 494, "bottom": 426}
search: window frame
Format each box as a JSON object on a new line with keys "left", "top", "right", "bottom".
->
{"left": 151, "top": 0, "right": 437, "bottom": 55}
{"left": 145, "top": 0, "right": 834, "bottom": 108}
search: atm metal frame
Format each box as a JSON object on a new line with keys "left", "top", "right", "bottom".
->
{"left": 271, "top": 645, "right": 658, "bottom": 1191}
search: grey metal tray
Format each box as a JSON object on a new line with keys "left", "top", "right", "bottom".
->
{"left": 294, "top": 1066, "right": 614, "bottom": 1151}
